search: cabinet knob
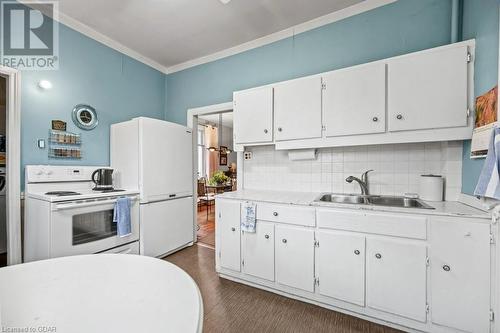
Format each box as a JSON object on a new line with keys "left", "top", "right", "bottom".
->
{"left": 282, "top": 239, "right": 287, "bottom": 244}
{"left": 375, "top": 253, "right": 382, "bottom": 259}
{"left": 273, "top": 212, "right": 278, "bottom": 217}
{"left": 264, "top": 129, "right": 268, "bottom": 134}
{"left": 354, "top": 250, "right": 360, "bottom": 255}
{"left": 265, "top": 234, "right": 270, "bottom": 239}
{"left": 231, "top": 227, "right": 236, "bottom": 232}
{"left": 396, "top": 114, "right": 403, "bottom": 120}
{"left": 372, "top": 117, "right": 378, "bottom": 122}
{"left": 443, "top": 265, "right": 451, "bottom": 272}
{"left": 278, "top": 127, "right": 283, "bottom": 132}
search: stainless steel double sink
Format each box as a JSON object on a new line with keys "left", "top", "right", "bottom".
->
{"left": 316, "top": 193, "right": 434, "bottom": 209}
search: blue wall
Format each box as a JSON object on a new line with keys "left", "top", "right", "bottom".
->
{"left": 461, "top": 0, "right": 499, "bottom": 194}
{"left": 7, "top": 7, "right": 166, "bottom": 185}
{"left": 165, "top": 0, "right": 499, "bottom": 195}
{"left": 165, "top": 0, "right": 453, "bottom": 125}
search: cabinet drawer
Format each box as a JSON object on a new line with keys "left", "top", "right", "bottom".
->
{"left": 257, "top": 203, "right": 315, "bottom": 227}
{"left": 317, "top": 209, "right": 427, "bottom": 240}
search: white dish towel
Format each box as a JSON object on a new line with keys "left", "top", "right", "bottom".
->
{"left": 475, "top": 127, "right": 500, "bottom": 199}
{"left": 241, "top": 201, "right": 256, "bottom": 233}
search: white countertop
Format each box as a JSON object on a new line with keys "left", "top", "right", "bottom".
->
{"left": 0, "top": 255, "right": 203, "bottom": 333}
{"left": 218, "top": 190, "right": 491, "bottom": 219}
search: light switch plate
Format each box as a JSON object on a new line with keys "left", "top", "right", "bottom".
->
{"left": 244, "top": 151, "right": 253, "bottom": 160}
{"left": 37, "top": 139, "right": 45, "bottom": 149}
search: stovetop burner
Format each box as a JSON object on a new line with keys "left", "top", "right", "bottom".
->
{"left": 45, "top": 191, "right": 82, "bottom": 196}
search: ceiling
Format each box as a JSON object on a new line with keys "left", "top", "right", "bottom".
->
{"left": 53, "top": 0, "right": 364, "bottom": 71}
{"left": 199, "top": 113, "right": 233, "bottom": 128}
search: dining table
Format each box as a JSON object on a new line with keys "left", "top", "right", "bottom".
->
{"left": 206, "top": 183, "right": 233, "bottom": 194}
{"left": 0, "top": 254, "right": 203, "bottom": 333}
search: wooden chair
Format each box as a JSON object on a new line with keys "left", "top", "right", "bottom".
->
{"left": 197, "top": 178, "right": 215, "bottom": 221}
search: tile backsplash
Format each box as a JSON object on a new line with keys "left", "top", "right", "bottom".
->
{"left": 243, "top": 142, "right": 463, "bottom": 201}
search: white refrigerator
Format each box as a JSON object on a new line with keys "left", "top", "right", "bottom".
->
{"left": 111, "top": 117, "right": 194, "bottom": 258}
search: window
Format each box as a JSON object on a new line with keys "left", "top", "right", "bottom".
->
{"left": 197, "top": 126, "right": 206, "bottom": 178}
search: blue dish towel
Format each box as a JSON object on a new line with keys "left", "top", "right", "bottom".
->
{"left": 475, "top": 127, "right": 500, "bottom": 199}
{"left": 113, "top": 197, "right": 131, "bottom": 237}
{"left": 241, "top": 202, "right": 256, "bottom": 233}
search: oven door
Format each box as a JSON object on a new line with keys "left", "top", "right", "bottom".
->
{"left": 49, "top": 196, "right": 139, "bottom": 258}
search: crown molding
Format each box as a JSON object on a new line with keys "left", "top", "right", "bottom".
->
{"left": 19, "top": 0, "right": 397, "bottom": 75}
{"left": 165, "top": 0, "right": 397, "bottom": 74}
{"left": 18, "top": 0, "right": 168, "bottom": 73}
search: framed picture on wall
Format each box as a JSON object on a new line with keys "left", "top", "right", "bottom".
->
{"left": 219, "top": 146, "right": 228, "bottom": 166}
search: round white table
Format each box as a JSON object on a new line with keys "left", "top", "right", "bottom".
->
{"left": 0, "top": 254, "right": 203, "bottom": 333}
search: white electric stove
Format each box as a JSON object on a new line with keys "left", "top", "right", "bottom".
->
{"left": 24, "top": 165, "right": 140, "bottom": 262}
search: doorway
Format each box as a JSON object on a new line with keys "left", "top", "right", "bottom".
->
{"left": 0, "top": 76, "right": 5, "bottom": 267}
{"left": 187, "top": 102, "right": 238, "bottom": 249}
{"left": 0, "top": 66, "right": 21, "bottom": 266}
{"left": 196, "top": 112, "right": 235, "bottom": 248}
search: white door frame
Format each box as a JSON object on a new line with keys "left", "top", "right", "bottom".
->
{"left": 186, "top": 102, "right": 243, "bottom": 243}
{"left": 0, "top": 65, "right": 22, "bottom": 265}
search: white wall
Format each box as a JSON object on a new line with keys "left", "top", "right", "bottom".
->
{"left": 243, "top": 141, "right": 463, "bottom": 201}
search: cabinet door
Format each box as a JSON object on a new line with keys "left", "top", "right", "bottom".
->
{"left": 275, "top": 225, "right": 315, "bottom": 292}
{"left": 388, "top": 45, "right": 469, "bottom": 132}
{"left": 366, "top": 238, "right": 427, "bottom": 322}
{"left": 316, "top": 231, "right": 365, "bottom": 306}
{"left": 274, "top": 76, "right": 322, "bottom": 141}
{"left": 233, "top": 87, "right": 273, "bottom": 144}
{"left": 430, "top": 219, "right": 490, "bottom": 332}
{"left": 242, "top": 222, "right": 274, "bottom": 281}
{"left": 323, "top": 63, "right": 386, "bottom": 137}
{"left": 216, "top": 200, "right": 241, "bottom": 272}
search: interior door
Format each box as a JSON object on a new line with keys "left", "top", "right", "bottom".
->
{"left": 216, "top": 200, "right": 241, "bottom": 272}
{"left": 233, "top": 87, "right": 273, "bottom": 144}
{"left": 387, "top": 45, "right": 469, "bottom": 132}
{"left": 140, "top": 197, "right": 193, "bottom": 257}
{"left": 275, "top": 225, "right": 315, "bottom": 292}
{"left": 139, "top": 118, "right": 193, "bottom": 202}
{"left": 323, "top": 63, "right": 386, "bottom": 137}
{"left": 430, "top": 219, "right": 490, "bottom": 332}
{"left": 274, "top": 76, "right": 322, "bottom": 141}
{"left": 242, "top": 221, "right": 274, "bottom": 281}
{"left": 316, "top": 231, "right": 365, "bottom": 306}
{"left": 366, "top": 237, "right": 427, "bottom": 322}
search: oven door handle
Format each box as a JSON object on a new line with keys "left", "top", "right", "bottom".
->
{"left": 52, "top": 196, "right": 139, "bottom": 211}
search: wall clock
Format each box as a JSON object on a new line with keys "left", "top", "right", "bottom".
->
{"left": 72, "top": 104, "right": 98, "bottom": 130}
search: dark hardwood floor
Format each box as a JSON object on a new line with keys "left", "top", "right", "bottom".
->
{"left": 164, "top": 244, "right": 401, "bottom": 333}
{"left": 197, "top": 205, "right": 215, "bottom": 248}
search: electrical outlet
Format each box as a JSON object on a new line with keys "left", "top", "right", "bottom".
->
{"left": 244, "top": 151, "right": 253, "bottom": 160}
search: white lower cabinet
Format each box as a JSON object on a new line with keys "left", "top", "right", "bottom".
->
{"left": 216, "top": 199, "right": 241, "bottom": 272}
{"left": 316, "top": 231, "right": 365, "bottom": 306}
{"left": 217, "top": 200, "right": 494, "bottom": 332}
{"left": 430, "top": 218, "right": 491, "bottom": 332}
{"left": 366, "top": 238, "right": 427, "bottom": 322}
{"left": 275, "top": 225, "right": 315, "bottom": 292}
{"left": 242, "top": 221, "right": 275, "bottom": 281}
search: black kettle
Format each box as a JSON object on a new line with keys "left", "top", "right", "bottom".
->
{"left": 91, "top": 168, "right": 114, "bottom": 190}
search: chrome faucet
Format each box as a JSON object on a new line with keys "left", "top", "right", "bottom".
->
{"left": 346, "top": 170, "right": 374, "bottom": 195}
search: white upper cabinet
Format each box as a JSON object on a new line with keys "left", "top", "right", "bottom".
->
{"left": 387, "top": 45, "right": 469, "bottom": 132}
{"left": 323, "top": 63, "right": 386, "bottom": 137}
{"left": 430, "top": 218, "right": 490, "bottom": 332}
{"left": 233, "top": 86, "right": 273, "bottom": 144}
{"left": 274, "top": 76, "right": 322, "bottom": 141}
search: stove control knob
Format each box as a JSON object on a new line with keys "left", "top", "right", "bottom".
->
{"left": 45, "top": 170, "right": 53, "bottom": 175}
{"left": 36, "top": 170, "right": 43, "bottom": 175}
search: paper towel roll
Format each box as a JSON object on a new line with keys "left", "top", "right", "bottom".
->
{"left": 419, "top": 175, "right": 444, "bottom": 201}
